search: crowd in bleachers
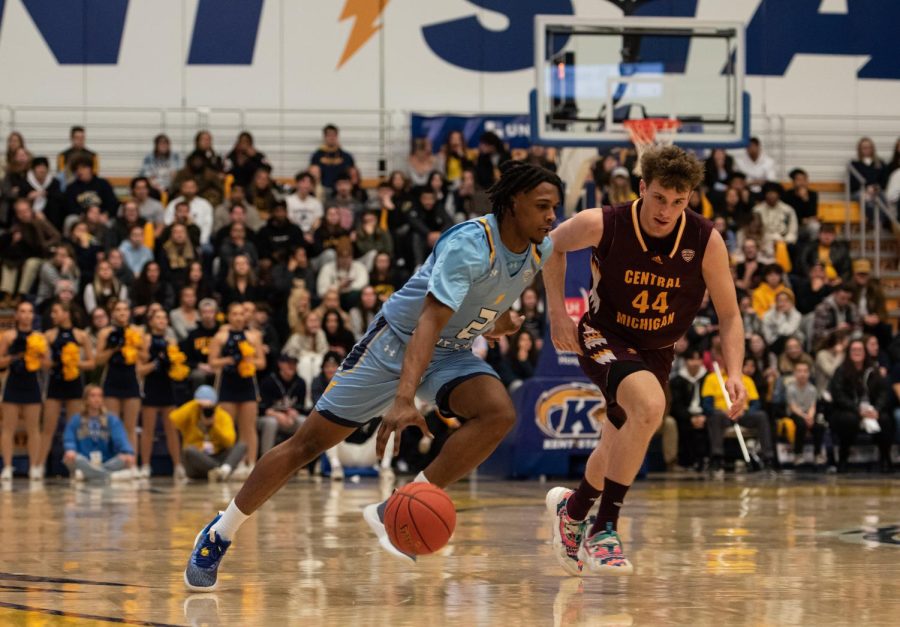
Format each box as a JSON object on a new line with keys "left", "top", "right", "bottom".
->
{"left": 0, "top": 124, "right": 897, "bottom": 482}
{"left": 655, "top": 137, "right": 900, "bottom": 475}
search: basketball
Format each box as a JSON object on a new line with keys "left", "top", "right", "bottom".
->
{"left": 384, "top": 483, "right": 456, "bottom": 555}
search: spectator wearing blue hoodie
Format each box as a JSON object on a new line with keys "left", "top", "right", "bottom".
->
{"left": 63, "top": 384, "right": 135, "bottom": 481}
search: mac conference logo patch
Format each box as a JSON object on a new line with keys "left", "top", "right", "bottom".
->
{"left": 681, "top": 249, "right": 695, "bottom": 262}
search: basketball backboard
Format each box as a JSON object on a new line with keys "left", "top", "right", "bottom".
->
{"left": 531, "top": 16, "right": 749, "bottom": 149}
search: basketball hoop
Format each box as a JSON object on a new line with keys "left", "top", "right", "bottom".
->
{"left": 623, "top": 118, "right": 682, "bottom": 177}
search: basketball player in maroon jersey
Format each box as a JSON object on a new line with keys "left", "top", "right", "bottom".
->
{"left": 542, "top": 146, "right": 747, "bottom": 575}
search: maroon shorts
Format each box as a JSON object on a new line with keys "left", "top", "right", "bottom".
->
{"left": 577, "top": 316, "right": 674, "bottom": 429}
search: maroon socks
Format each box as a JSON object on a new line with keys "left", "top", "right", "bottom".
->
{"left": 565, "top": 478, "right": 603, "bottom": 521}
{"left": 592, "top": 478, "right": 630, "bottom": 534}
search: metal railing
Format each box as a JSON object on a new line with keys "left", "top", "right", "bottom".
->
{"left": 846, "top": 163, "right": 899, "bottom": 278}
{"left": 754, "top": 113, "right": 900, "bottom": 182}
{"left": 3, "top": 104, "right": 900, "bottom": 184}
{"left": 0, "top": 105, "right": 409, "bottom": 181}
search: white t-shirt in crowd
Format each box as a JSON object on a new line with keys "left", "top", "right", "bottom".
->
{"left": 286, "top": 193, "right": 324, "bottom": 233}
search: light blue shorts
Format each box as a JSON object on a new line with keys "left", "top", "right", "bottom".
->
{"left": 314, "top": 316, "right": 499, "bottom": 427}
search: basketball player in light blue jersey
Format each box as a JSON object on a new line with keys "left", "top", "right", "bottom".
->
{"left": 185, "top": 162, "right": 561, "bottom": 590}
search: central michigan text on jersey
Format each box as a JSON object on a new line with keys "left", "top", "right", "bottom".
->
{"left": 586, "top": 200, "right": 712, "bottom": 349}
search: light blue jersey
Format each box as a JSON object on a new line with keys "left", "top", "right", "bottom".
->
{"left": 382, "top": 213, "right": 553, "bottom": 352}
{"left": 315, "top": 213, "right": 552, "bottom": 425}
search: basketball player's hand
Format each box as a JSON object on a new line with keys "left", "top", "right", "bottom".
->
{"left": 725, "top": 378, "right": 748, "bottom": 420}
{"left": 377, "top": 398, "right": 433, "bottom": 458}
{"left": 484, "top": 311, "right": 523, "bottom": 347}
{"left": 550, "top": 315, "right": 582, "bottom": 355}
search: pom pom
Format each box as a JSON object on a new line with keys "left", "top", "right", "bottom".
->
{"left": 60, "top": 341, "right": 81, "bottom": 381}
{"left": 24, "top": 333, "right": 48, "bottom": 372}
{"left": 167, "top": 344, "right": 190, "bottom": 381}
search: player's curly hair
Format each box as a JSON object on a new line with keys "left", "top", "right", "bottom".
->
{"left": 488, "top": 161, "right": 563, "bottom": 223}
{"left": 640, "top": 146, "right": 704, "bottom": 192}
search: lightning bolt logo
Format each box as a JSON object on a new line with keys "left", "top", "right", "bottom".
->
{"left": 337, "top": 0, "right": 389, "bottom": 69}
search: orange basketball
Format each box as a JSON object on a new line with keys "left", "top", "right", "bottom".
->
{"left": 384, "top": 483, "right": 456, "bottom": 555}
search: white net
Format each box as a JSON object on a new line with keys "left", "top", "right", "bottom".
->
{"left": 624, "top": 119, "right": 682, "bottom": 176}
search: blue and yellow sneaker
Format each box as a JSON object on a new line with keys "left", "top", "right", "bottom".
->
{"left": 184, "top": 513, "right": 232, "bottom": 591}
{"left": 579, "top": 522, "right": 634, "bottom": 575}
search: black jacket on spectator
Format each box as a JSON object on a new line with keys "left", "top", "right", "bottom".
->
{"left": 217, "top": 282, "right": 263, "bottom": 308}
{"left": 0, "top": 172, "right": 26, "bottom": 225}
{"left": 474, "top": 151, "right": 510, "bottom": 190}
{"left": 257, "top": 219, "right": 307, "bottom": 263}
{"left": 829, "top": 365, "right": 890, "bottom": 419}
{"left": 369, "top": 268, "right": 404, "bottom": 303}
{"left": 783, "top": 188, "right": 819, "bottom": 223}
{"left": 828, "top": 362, "right": 895, "bottom": 466}
{"left": 188, "top": 149, "right": 224, "bottom": 174}
{"left": 793, "top": 278, "right": 832, "bottom": 315}
{"left": 131, "top": 280, "right": 176, "bottom": 312}
{"left": 497, "top": 354, "right": 536, "bottom": 388}
{"left": 849, "top": 159, "right": 888, "bottom": 192}
{"left": 735, "top": 259, "right": 765, "bottom": 291}
{"left": 409, "top": 204, "right": 453, "bottom": 236}
{"left": 181, "top": 323, "right": 219, "bottom": 368}
{"left": 65, "top": 175, "right": 118, "bottom": 216}
{"left": 0, "top": 220, "right": 58, "bottom": 263}
{"left": 258, "top": 371, "right": 307, "bottom": 415}
{"left": 226, "top": 150, "right": 268, "bottom": 188}
{"left": 256, "top": 321, "right": 281, "bottom": 374}
{"left": 311, "top": 373, "right": 331, "bottom": 406}
{"left": 19, "top": 177, "right": 65, "bottom": 232}
{"left": 798, "top": 240, "right": 851, "bottom": 278}
{"left": 669, "top": 367, "right": 710, "bottom": 467}
{"left": 69, "top": 239, "right": 104, "bottom": 286}
{"left": 324, "top": 325, "right": 356, "bottom": 357}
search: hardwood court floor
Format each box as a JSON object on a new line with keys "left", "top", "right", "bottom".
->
{"left": 0, "top": 474, "right": 898, "bottom": 626}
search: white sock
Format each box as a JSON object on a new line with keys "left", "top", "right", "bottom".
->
{"left": 220, "top": 464, "right": 232, "bottom": 477}
{"left": 211, "top": 499, "right": 249, "bottom": 542}
{"left": 414, "top": 471, "right": 429, "bottom": 484}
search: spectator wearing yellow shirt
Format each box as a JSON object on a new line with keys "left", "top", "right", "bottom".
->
{"left": 702, "top": 358, "right": 775, "bottom": 475}
{"left": 170, "top": 385, "right": 246, "bottom": 482}
{"left": 751, "top": 263, "right": 793, "bottom": 319}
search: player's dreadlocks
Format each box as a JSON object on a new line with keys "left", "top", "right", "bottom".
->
{"left": 488, "top": 161, "right": 563, "bottom": 224}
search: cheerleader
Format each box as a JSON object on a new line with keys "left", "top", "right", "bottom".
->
{"left": 208, "top": 302, "right": 265, "bottom": 477}
{"left": 0, "top": 301, "right": 50, "bottom": 481}
{"left": 137, "top": 309, "right": 185, "bottom": 479}
{"left": 95, "top": 300, "right": 143, "bottom": 453}
{"left": 39, "top": 301, "right": 94, "bottom": 478}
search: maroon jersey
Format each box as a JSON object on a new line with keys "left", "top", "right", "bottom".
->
{"left": 584, "top": 199, "right": 713, "bottom": 350}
